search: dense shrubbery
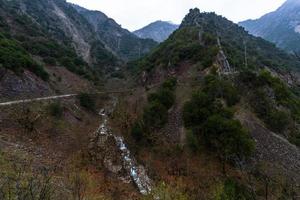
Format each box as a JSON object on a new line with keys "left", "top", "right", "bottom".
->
{"left": 134, "top": 27, "right": 219, "bottom": 73}
{"left": 239, "top": 70, "right": 298, "bottom": 133}
{"left": 91, "top": 41, "right": 118, "bottom": 67}
{"left": 134, "top": 11, "right": 300, "bottom": 78}
{"left": 0, "top": 36, "right": 49, "bottom": 80}
{"left": 0, "top": 151, "right": 54, "bottom": 199}
{"left": 43, "top": 57, "right": 57, "bottom": 65}
{"left": 131, "top": 78, "right": 177, "bottom": 144}
{"left": 142, "top": 182, "right": 188, "bottom": 200}
{"left": 215, "top": 179, "right": 252, "bottom": 200}
{"left": 203, "top": 115, "right": 254, "bottom": 160}
{"left": 78, "top": 93, "right": 95, "bottom": 111}
{"left": 203, "top": 75, "right": 240, "bottom": 106}
{"left": 238, "top": 70, "right": 300, "bottom": 146}
{"left": 188, "top": 12, "right": 300, "bottom": 72}
{"left": 143, "top": 101, "right": 168, "bottom": 130}
{"left": 0, "top": 3, "right": 94, "bottom": 81}
{"left": 22, "top": 38, "right": 92, "bottom": 77}
{"left": 183, "top": 74, "right": 254, "bottom": 167}
{"left": 48, "top": 102, "right": 64, "bottom": 119}
{"left": 0, "top": 1, "right": 102, "bottom": 82}
{"left": 117, "top": 35, "right": 157, "bottom": 61}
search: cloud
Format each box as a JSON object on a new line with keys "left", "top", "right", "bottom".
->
{"left": 67, "top": 0, "right": 286, "bottom": 31}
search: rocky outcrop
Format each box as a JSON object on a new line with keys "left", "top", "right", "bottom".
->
{"left": 0, "top": 69, "right": 52, "bottom": 101}
{"left": 162, "top": 105, "right": 184, "bottom": 144}
{"left": 51, "top": 2, "right": 92, "bottom": 63}
{"left": 237, "top": 111, "right": 300, "bottom": 183}
{"left": 89, "top": 120, "right": 127, "bottom": 177}
{"left": 71, "top": 4, "right": 158, "bottom": 61}
{"left": 215, "top": 38, "right": 234, "bottom": 75}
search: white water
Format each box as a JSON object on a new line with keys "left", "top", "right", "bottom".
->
{"left": 97, "top": 108, "right": 152, "bottom": 195}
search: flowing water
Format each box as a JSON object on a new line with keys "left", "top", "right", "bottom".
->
{"left": 96, "top": 101, "right": 152, "bottom": 195}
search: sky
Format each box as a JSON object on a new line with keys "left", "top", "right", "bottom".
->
{"left": 67, "top": 0, "right": 286, "bottom": 31}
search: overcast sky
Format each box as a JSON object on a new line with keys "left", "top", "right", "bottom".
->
{"left": 67, "top": 0, "right": 286, "bottom": 31}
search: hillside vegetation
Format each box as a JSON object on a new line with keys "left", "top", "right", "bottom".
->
{"left": 115, "top": 8, "right": 300, "bottom": 199}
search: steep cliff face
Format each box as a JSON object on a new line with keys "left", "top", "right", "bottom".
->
{"left": 72, "top": 4, "right": 158, "bottom": 61}
{"left": 12, "top": 0, "right": 120, "bottom": 70}
{"left": 134, "top": 21, "right": 179, "bottom": 42}
{"left": 0, "top": 0, "right": 99, "bottom": 99}
{"left": 0, "top": 0, "right": 156, "bottom": 79}
{"left": 239, "top": 0, "right": 300, "bottom": 53}
{"left": 0, "top": 0, "right": 157, "bottom": 99}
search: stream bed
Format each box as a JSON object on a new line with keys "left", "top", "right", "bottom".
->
{"left": 95, "top": 100, "right": 152, "bottom": 195}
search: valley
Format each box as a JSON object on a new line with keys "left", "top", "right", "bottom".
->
{"left": 0, "top": 0, "right": 300, "bottom": 199}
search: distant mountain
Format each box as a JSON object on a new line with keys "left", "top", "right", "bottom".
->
{"left": 134, "top": 21, "right": 179, "bottom": 42}
{"left": 239, "top": 0, "right": 300, "bottom": 53}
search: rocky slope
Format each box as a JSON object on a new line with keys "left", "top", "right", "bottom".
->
{"left": 239, "top": 0, "right": 300, "bottom": 53}
{"left": 134, "top": 21, "right": 179, "bottom": 42}
{"left": 0, "top": 0, "right": 158, "bottom": 100}
{"left": 0, "top": 0, "right": 96, "bottom": 100}
{"left": 72, "top": 4, "right": 158, "bottom": 61}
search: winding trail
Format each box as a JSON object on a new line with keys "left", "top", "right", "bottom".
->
{"left": 0, "top": 90, "right": 135, "bottom": 107}
{"left": 0, "top": 94, "right": 77, "bottom": 106}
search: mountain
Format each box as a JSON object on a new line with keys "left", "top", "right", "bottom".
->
{"left": 72, "top": 4, "right": 158, "bottom": 61}
{"left": 128, "top": 9, "right": 300, "bottom": 198}
{"left": 134, "top": 21, "right": 179, "bottom": 42}
{"left": 1, "top": 1, "right": 300, "bottom": 199}
{"left": 136, "top": 8, "right": 300, "bottom": 76}
{"left": 0, "top": 0, "right": 158, "bottom": 99}
{"left": 239, "top": 0, "right": 300, "bottom": 53}
{"left": 0, "top": 0, "right": 100, "bottom": 99}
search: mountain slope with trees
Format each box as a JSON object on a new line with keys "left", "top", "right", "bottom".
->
{"left": 118, "top": 8, "right": 300, "bottom": 199}
{"left": 0, "top": 0, "right": 158, "bottom": 99}
{"left": 72, "top": 4, "right": 158, "bottom": 61}
{"left": 1, "top": 1, "right": 300, "bottom": 198}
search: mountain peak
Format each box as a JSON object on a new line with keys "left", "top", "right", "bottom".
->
{"left": 134, "top": 20, "right": 179, "bottom": 42}
{"left": 239, "top": 0, "right": 300, "bottom": 53}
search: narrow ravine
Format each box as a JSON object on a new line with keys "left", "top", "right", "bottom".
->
{"left": 95, "top": 98, "right": 152, "bottom": 195}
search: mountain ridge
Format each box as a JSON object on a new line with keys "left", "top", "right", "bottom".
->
{"left": 134, "top": 20, "right": 179, "bottom": 42}
{"left": 239, "top": 0, "right": 300, "bottom": 53}
{"left": 72, "top": 4, "right": 158, "bottom": 61}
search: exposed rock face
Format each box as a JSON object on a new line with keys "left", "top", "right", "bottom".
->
{"left": 215, "top": 38, "right": 233, "bottom": 75}
{"left": 90, "top": 132, "right": 125, "bottom": 175}
{"left": 162, "top": 105, "right": 184, "bottom": 143}
{"left": 237, "top": 111, "right": 300, "bottom": 183}
{"left": 6, "top": 0, "right": 156, "bottom": 68}
{"left": 71, "top": 4, "right": 158, "bottom": 61}
{"left": 51, "top": 2, "right": 92, "bottom": 63}
{"left": 18, "top": 0, "right": 96, "bottom": 64}
{"left": 0, "top": 69, "right": 52, "bottom": 101}
{"left": 239, "top": 0, "right": 300, "bottom": 53}
{"left": 134, "top": 21, "right": 179, "bottom": 42}
{"left": 89, "top": 114, "right": 126, "bottom": 177}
